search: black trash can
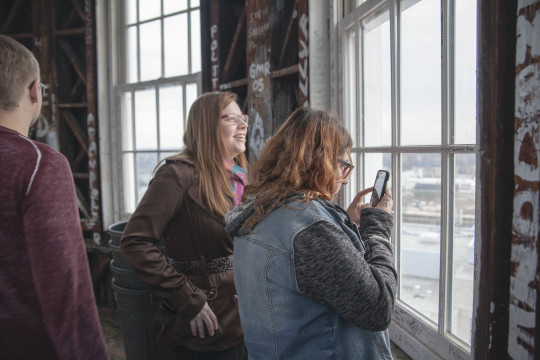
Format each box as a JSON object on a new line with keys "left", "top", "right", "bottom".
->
{"left": 112, "top": 280, "right": 176, "bottom": 360}
{"left": 108, "top": 239, "right": 131, "bottom": 269}
{"left": 108, "top": 221, "right": 127, "bottom": 246}
{"left": 110, "top": 259, "right": 147, "bottom": 290}
{"left": 108, "top": 222, "right": 176, "bottom": 360}
{"left": 112, "top": 280, "right": 154, "bottom": 360}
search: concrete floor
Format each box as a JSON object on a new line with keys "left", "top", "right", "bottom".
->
{"left": 99, "top": 307, "right": 126, "bottom": 360}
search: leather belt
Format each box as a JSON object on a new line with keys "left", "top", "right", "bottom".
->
{"left": 168, "top": 255, "right": 234, "bottom": 276}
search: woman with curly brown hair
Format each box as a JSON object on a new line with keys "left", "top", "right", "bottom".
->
{"left": 226, "top": 107, "right": 397, "bottom": 359}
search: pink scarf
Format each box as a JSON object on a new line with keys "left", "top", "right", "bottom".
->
{"left": 230, "top": 164, "right": 246, "bottom": 206}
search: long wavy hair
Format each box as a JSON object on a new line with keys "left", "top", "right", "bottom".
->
{"left": 160, "top": 91, "right": 248, "bottom": 216}
{"left": 244, "top": 107, "right": 352, "bottom": 227}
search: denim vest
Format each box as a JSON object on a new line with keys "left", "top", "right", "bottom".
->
{"left": 233, "top": 199, "right": 393, "bottom": 359}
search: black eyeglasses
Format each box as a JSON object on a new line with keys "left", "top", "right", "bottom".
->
{"left": 220, "top": 113, "right": 249, "bottom": 126}
{"left": 39, "top": 82, "right": 48, "bottom": 96}
{"left": 29, "top": 80, "right": 48, "bottom": 96}
{"left": 337, "top": 152, "right": 354, "bottom": 178}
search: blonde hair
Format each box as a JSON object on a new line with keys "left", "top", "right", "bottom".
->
{"left": 244, "top": 107, "right": 351, "bottom": 228}
{"left": 162, "top": 91, "right": 248, "bottom": 216}
{"left": 0, "top": 35, "right": 40, "bottom": 110}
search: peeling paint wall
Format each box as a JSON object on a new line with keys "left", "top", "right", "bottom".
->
{"left": 509, "top": 1, "right": 540, "bottom": 359}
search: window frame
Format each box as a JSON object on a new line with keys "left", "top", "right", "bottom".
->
{"left": 336, "top": 1, "right": 478, "bottom": 359}
{"left": 101, "top": 0, "right": 202, "bottom": 220}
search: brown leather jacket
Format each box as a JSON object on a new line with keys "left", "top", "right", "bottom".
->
{"left": 120, "top": 159, "right": 243, "bottom": 351}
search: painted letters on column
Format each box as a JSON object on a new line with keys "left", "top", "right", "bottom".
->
{"left": 509, "top": 2, "right": 540, "bottom": 359}
{"left": 246, "top": 0, "right": 272, "bottom": 161}
{"left": 210, "top": 0, "right": 220, "bottom": 90}
{"left": 298, "top": 0, "right": 309, "bottom": 107}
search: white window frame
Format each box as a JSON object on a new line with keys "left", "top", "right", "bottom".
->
{"left": 97, "top": 0, "right": 202, "bottom": 225}
{"left": 336, "top": 1, "right": 478, "bottom": 359}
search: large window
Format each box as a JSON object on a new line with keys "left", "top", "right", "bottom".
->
{"left": 117, "top": 0, "right": 202, "bottom": 214}
{"left": 338, "top": 0, "right": 477, "bottom": 358}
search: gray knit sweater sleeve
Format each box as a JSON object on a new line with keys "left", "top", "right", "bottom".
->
{"left": 294, "top": 208, "right": 397, "bottom": 331}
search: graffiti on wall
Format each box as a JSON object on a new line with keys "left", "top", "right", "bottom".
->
{"left": 248, "top": 111, "right": 265, "bottom": 158}
{"left": 247, "top": 1, "right": 271, "bottom": 160}
{"left": 87, "top": 113, "right": 101, "bottom": 244}
{"left": 248, "top": 60, "right": 270, "bottom": 158}
{"left": 509, "top": 2, "right": 540, "bottom": 359}
{"left": 210, "top": 24, "right": 219, "bottom": 90}
{"left": 299, "top": 12, "right": 309, "bottom": 107}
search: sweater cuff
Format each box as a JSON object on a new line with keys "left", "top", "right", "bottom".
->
{"left": 359, "top": 207, "right": 393, "bottom": 239}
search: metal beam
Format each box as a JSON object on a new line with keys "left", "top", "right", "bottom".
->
{"left": 474, "top": 0, "right": 517, "bottom": 357}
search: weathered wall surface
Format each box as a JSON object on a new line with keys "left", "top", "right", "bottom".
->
{"left": 509, "top": 1, "right": 540, "bottom": 359}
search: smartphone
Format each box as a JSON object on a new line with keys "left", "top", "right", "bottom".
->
{"left": 370, "top": 170, "right": 390, "bottom": 206}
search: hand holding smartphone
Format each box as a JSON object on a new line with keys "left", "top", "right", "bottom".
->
{"left": 370, "top": 170, "right": 390, "bottom": 207}
{"left": 346, "top": 170, "right": 391, "bottom": 224}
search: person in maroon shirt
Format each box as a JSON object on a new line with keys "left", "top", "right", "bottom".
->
{"left": 0, "top": 35, "right": 108, "bottom": 359}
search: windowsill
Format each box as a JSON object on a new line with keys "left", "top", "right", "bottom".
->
{"left": 391, "top": 341, "right": 413, "bottom": 360}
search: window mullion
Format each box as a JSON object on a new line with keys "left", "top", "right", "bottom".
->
{"left": 130, "top": 89, "right": 139, "bottom": 204}
{"left": 446, "top": 152, "right": 457, "bottom": 336}
{"left": 187, "top": 4, "right": 192, "bottom": 74}
{"left": 438, "top": 0, "right": 451, "bottom": 336}
{"left": 356, "top": 19, "right": 364, "bottom": 195}
{"left": 182, "top": 80, "right": 187, "bottom": 131}
{"left": 440, "top": 151, "right": 450, "bottom": 335}
{"left": 441, "top": 0, "right": 451, "bottom": 147}
{"left": 390, "top": 0, "right": 400, "bottom": 287}
{"left": 357, "top": 20, "right": 363, "bottom": 149}
{"left": 356, "top": 22, "right": 361, "bottom": 195}
{"left": 155, "top": 85, "right": 161, "bottom": 156}
{"left": 391, "top": 0, "right": 399, "bottom": 148}
{"left": 161, "top": 0, "right": 165, "bottom": 79}
{"left": 136, "top": 0, "right": 141, "bottom": 82}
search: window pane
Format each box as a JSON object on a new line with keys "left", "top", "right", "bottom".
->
{"left": 159, "top": 151, "right": 177, "bottom": 162}
{"left": 125, "top": 0, "right": 137, "bottom": 24}
{"left": 400, "top": 0, "right": 441, "bottom": 145}
{"left": 364, "top": 153, "right": 392, "bottom": 199}
{"left": 345, "top": 27, "right": 358, "bottom": 145}
{"left": 139, "top": 0, "right": 161, "bottom": 22}
{"left": 134, "top": 88, "right": 158, "bottom": 149}
{"left": 450, "top": 154, "right": 475, "bottom": 344}
{"left": 186, "top": 83, "right": 198, "bottom": 114}
{"left": 362, "top": 9, "right": 391, "bottom": 147}
{"left": 122, "top": 92, "right": 133, "bottom": 150}
{"left": 347, "top": 152, "right": 361, "bottom": 200}
{"left": 140, "top": 20, "right": 162, "bottom": 81}
{"left": 127, "top": 26, "right": 138, "bottom": 83}
{"left": 164, "top": 14, "right": 188, "bottom": 77}
{"left": 164, "top": 0, "right": 188, "bottom": 14}
{"left": 123, "top": 152, "right": 136, "bottom": 213}
{"left": 191, "top": 10, "right": 202, "bottom": 73}
{"left": 400, "top": 153, "right": 441, "bottom": 324}
{"left": 159, "top": 85, "right": 184, "bottom": 150}
{"left": 454, "top": 0, "right": 477, "bottom": 144}
{"left": 136, "top": 152, "right": 158, "bottom": 204}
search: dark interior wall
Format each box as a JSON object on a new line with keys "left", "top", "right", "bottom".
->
{"left": 474, "top": 0, "right": 517, "bottom": 356}
{"left": 200, "top": 0, "right": 306, "bottom": 161}
{"left": 1, "top": 0, "right": 112, "bottom": 306}
{"left": 1, "top": 0, "right": 102, "bottom": 243}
